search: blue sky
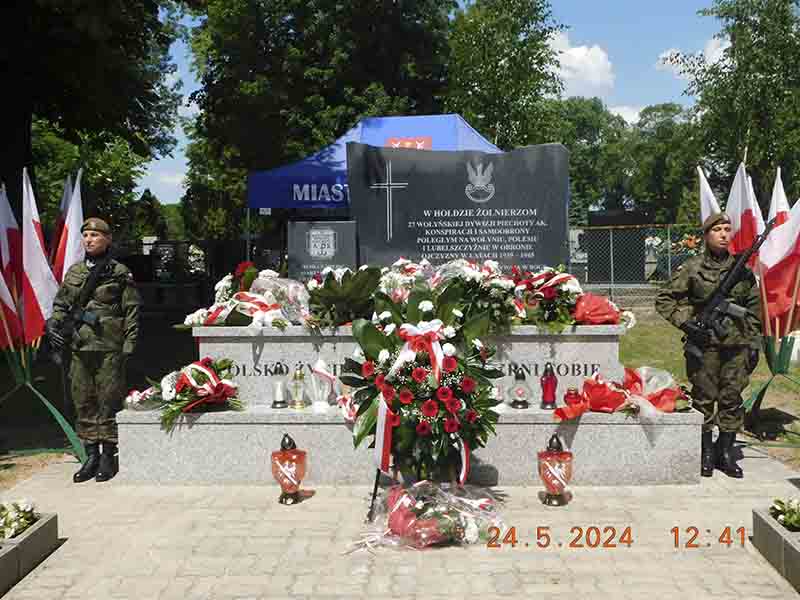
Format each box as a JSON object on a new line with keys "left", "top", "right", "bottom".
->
{"left": 137, "top": 1, "right": 725, "bottom": 204}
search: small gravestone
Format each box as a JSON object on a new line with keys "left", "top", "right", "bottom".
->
{"left": 346, "top": 142, "right": 569, "bottom": 270}
{"left": 287, "top": 221, "right": 357, "bottom": 281}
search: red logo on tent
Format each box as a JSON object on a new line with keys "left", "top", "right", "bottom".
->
{"left": 384, "top": 137, "right": 432, "bottom": 150}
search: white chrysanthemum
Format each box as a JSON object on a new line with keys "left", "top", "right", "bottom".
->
{"left": 561, "top": 277, "right": 583, "bottom": 295}
{"left": 443, "top": 326, "right": 456, "bottom": 339}
{"left": 258, "top": 269, "right": 280, "bottom": 279}
{"left": 378, "top": 349, "right": 390, "bottom": 364}
{"left": 213, "top": 274, "right": 234, "bottom": 303}
{"left": 442, "top": 343, "right": 456, "bottom": 357}
{"left": 160, "top": 372, "right": 179, "bottom": 402}
{"left": 383, "top": 324, "right": 396, "bottom": 336}
{"left": 183, "top": 308, "right": 209, "bottom": 326}
{"left": 379, "top": 311, "right": 392, "bottom": 322}
{"left": 419, "top": 300, "right": 434, "bottom": 313}
{"left": 490, "top": 278, "right": 515, "bottom": 290}
{"left": 452, "top": 308, "right": 463, "bottom": 318}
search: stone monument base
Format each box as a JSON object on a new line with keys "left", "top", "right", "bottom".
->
{"left": 117, "top": 405, "right": 702, "bottom": 486}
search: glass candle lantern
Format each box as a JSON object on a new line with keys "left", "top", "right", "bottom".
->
{"left": 563, "top": 387, "right": 583, "bottom": 407}
{"left": 539, "top": 363, "right": 558, "bottom": 410}
{"left": 509, "top": 370, "right": 531, "bottom": 409}
{"left": 270, "top": 433, "right": 307, "bottom": 505}
{"left": 289, "top": 367, "right": 307, "bottom": 410}
{"left": 537, "top": 433, "right": 573, "bottom": 507}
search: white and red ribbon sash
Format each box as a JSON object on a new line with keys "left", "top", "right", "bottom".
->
{"left": 232, "top": 291, "right": 281, "bottom": 316}
{"left": 459, "top": 439, "right": 470, "bottom": 485}
{"left": 180, "top": 360, "right": 237, "bottom": 412}
{"left": 374, "top": 397, "right": 394, "bottom": 474}
{"left": 538, "top": 273, "right": 575, "bottom": 289}
{"left": 389, "top": 320, "right": 445, "bottom": 383}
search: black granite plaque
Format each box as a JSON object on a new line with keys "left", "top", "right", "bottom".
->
{"left": 346, "top": 142, "right": 569, "bottom": 270}
{"left": 287, "top": 221, "right": 357, "bottom": 280}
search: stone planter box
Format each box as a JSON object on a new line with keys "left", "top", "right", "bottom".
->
{"left": 118, "top": 404, "right": 702, "bottom": 486}
{"left": 0, "top": 513, "right": 58, "bottom": 594}
{"left": 752, "top": 507, "right": 800, "bottom": 591}
{"left": 0, "top": 544, "right": 20, "bottom": 597}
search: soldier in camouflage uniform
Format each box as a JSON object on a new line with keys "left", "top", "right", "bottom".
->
{"left": 47, "top": 218, "right": 141, "bottom": 483}
{"left": 655, "top": 213, "right": 761, "bottom": 479}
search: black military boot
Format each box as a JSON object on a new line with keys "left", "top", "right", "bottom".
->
{"left": 73, "top": 442, "right": 100, "bottom": 483}
{"left": 701, "top": 430, "right": 714, "bottom": 477}
{"left": 716, "top": 431, "right": 743, "bottom": 478}
{"left": 95, "top": 442, "right": 118, "bottom": 482}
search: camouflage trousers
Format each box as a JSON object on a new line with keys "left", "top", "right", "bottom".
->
{"left": 70, "top": 352, "right": 126, "bottom": 444}
{"left": 685, "top": 346, "right": 755, "bottom": 433}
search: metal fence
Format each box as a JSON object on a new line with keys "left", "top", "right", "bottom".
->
{"left": 568, "top": 224, "right": 703, "bottom": 309}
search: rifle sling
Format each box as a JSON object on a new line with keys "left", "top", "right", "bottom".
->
{"left": 72, "top": 255, "right": 112, "bottom": 317}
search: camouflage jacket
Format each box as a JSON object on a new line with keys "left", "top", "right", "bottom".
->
{"left": 50, "top": 258, "right": 141, "bottom": 353}
{"left": 655, "top": 248, "right": 762, "bottom": 347}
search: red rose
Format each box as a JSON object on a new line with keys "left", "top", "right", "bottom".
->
{"left": 175, "top": 374, "right": 190, "bottom": 394}
{"left": 436, "top": 386, "right": 453, "bottom": 402}
{"left": 542, "top": 286, "right": 558, "bottom": 301}
{"left": 361, "top": 361, "right": 375, "bottom": 378}
{"left": 382, "top": 385, "right": 396, "bottom": 402}
{"left": 460, "top": 377, "right": 477, "bottom": 394}
{"left": 411, "top": 367, "right": 428, "bottom": 384}
{"left": 235, "top": 261, "right": 255, "bottom": 278}
{"left": 465, "top": 409, "right": 479, "bottom": 423}
{"left": 421, "top": 399, "right": 439, "bottom": 418}
{"left": 399, "top": 388, "right": 414, "bottom": 405}
{"left": 445, "top": 397, "right": 461, "bottom": 414}
{"left": 313, "top": 273, "right": 323, "bottom": 283}
{"left": 442, "top": 356, "right": 457, "bottom": 373}
{"left": 388, "top": 412, "right": 401, "bottom": 427}
{"left": 444, "top": 418, "right": 460, "bottom": 433}
{"left": 416, "top": 421, "right": 432, "bottom": 436}
{"left": 375, "top": 373, "right": 386, "bottom": 389}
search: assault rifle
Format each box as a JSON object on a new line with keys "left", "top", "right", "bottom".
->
{"left": 682, "top": 218, "right": 777, "bottom": 360}
{"left": 48, "top": 255, "right": 111, "bottom": 367}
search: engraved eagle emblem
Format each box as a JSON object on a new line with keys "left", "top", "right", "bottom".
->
{"left": 465, "top": 161, "right": 495, "bottom": 203}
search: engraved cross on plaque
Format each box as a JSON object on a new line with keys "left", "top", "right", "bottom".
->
{"left": 370, "top": 161, "right": 408, "bottom": 242}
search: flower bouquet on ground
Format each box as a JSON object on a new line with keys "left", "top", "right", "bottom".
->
{"left": 554, "top": 366, "right": 691, "bottom": 422}
{"left": 341, "top": 291, "right": 504, "bottom": 483}
{"left": 125, "top": 357, "right": 242, "bottom": 432}
{"left": 305, "top": 266, "right": 382, "bottom": 330}
{"left": 350, "top": 481, "right": 505, "bottom": 550}
{"left": 770, "top": 497, "right": 800, "bottom": 532}
{"left": 0, "top": 500, "right": 37, "bottom": 540}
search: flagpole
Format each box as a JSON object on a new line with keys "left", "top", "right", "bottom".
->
{"left": 758, "top": 264, "right": 772, "bottom": 338}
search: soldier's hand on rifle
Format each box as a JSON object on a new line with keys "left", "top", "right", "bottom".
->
{"left": 680, "top": 320, "right": 711, "bottom": 346}
{"left": 45, "top": 320, "right": 65, "bottom": 353}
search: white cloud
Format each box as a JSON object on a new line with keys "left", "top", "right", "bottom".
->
{"left": 158, "top": 172, "right": 185, "bottom": 187}
{"left": 609, "top": 105, "right": 643, "bottom": 124}
{"left": 549, "top": 31, "right": 615, "bottom": 98}
{"left": 656, "top": 36, "right": 730, "bottom": 80}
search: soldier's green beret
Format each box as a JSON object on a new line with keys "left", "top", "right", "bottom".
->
{"left": 81, "top": 218, "right": 111, "bottom": 234}
{"left": 702, "top": 212, "right": 731, "bottom": 234}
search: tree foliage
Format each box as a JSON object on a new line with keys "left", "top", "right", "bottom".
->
{"left": 445, "top": 0, "right": 564, "bottom": 149}
{"left": 0, "top": 0, "right": 184, "bottom": 211}
{"left": 668, "top": 0, "right": 800, "bottom": 205}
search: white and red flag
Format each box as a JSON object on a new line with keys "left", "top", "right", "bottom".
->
{"left": 759, "top": 175, "right": 800, "bottom": 334}
{"left": 697, "top": 166, "right": 721, "bottom": 224}
{"left": 767, "top": 168, "right": 791, "bottom": 228}
{"left": 21, "top": 168, "right": 59, "bottom": 343}
{"left": 0, "top": 184, "right": 21, "bottom": 295}
{"left": 52, "top": 169, "right": 85, "bottom": 283}
{"left": 50, "top": 174, "right": 72, "bottom": 264}
{"left": 726, "top": 164, "right": 765, "bottom": 263}
{"left": 0, "top": 263, "right": 22, "bottom": 350}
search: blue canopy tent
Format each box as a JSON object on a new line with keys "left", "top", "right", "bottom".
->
{"left": 247, "top": 114, "right": 501, "bottom": 209}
